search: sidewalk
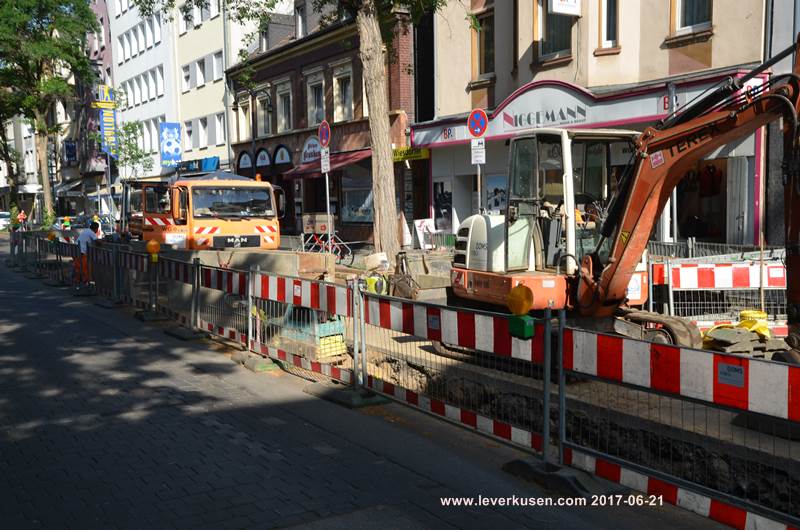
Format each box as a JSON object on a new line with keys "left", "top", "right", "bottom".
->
{"left": 0, "top": 238, "right": 725, "bottom": 529}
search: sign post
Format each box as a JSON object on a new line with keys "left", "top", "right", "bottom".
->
{"left": 467, "top": 108, "right": 488, "bottom": 213}
{"left": 318, "top": 120, "right": 332, "bottom": 251}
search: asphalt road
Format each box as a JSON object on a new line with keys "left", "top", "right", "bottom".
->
{"left": 0, "top": 235, "right": 726, "bottom": 529}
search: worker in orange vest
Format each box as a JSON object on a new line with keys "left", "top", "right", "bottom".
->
{"left": 17, "top": 210, "right": 27, "bottom": 231}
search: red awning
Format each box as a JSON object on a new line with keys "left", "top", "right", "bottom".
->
{"left": 282, "top": 148, "right": 371, "bottom": 179}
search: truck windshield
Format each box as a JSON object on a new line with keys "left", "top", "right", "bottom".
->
{"left": 192, "top": 187, "right": 274, "bottom": 218}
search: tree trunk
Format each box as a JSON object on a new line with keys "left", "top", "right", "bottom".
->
{"left": 356, "top": 1, "right": 399, "bottom": 264}
{"left": 34, "top": 112, "right": 54, "bottom": 217}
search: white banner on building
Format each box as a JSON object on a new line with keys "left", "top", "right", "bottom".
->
{"left": 549, "top": 0, "right": 580, "bottom": 16}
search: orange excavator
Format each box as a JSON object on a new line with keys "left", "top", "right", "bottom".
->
{"left": 451, "top": 35, "right": 800, "bottom": 359}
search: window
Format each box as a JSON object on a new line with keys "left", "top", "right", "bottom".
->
{"left": 277, "top": 86, "right": 291, "bottom": 132}
{"left": 184, "top": 121, "right": 193, "bottom": 151}
{"left": 123, "top": 33, "right": 130, "bottom": 61}
{"left": 540, "top": 0, "right": 572, "bottom": 58}
{"left": 153, "top": 14, "right": 162, "bottom": 43}
{"left": 179, "top": 6, "right": 187, "bottom": 34}
{"left": 99, "top": 19, "right": 105, "bottom": 48}
{"left": 196, "top": 58, "right": 206, "bottom": 87}
{"left": 210, "top": 0, "right": 220, "bottom": 18}
{"left": 213, "top": 52, "right": 223, "bottom": 81}
{"left": 136, "top": 123, "right": 144, "bottom": 151}
{"left": 306, "top": 73, "right": 324, "bottom": 126}
{"left": 193, "top": 5, "right": 201, "bottom": 27}
{"left": 133, "top": 77, "right": 141, "bottom": 105}
{"left": 92, "top": 32, "right": 99, "bottom": 53}
{"left": 200, "top": 3, "right": 210, "bottom": 21}
{"left": 148, "top": 70, "right": 157, "bottom": 100}
{"left": 182, "top": 65, "right": 191, "bottom": 92}
{"left": 257, "top": 94, "right": 271, "bottom": 136}
{"left": 677, "top": 0, "right": 711, "bottom": 31}
{"left": 114, "top": 0, "right": 121, "bottom": 16}
{"left": 117, "top": 37, "right": 124, "bottom": 64}
{"left": 142, "top": 122, "right": 150, "bottom": 153}
{"left": 334, "top": 70, "right": 352, "bottom": 122}
{"left": 342, "top": 165, "right": 373, "bottom": 223}
{"left": 145, "top": 18, "right": 154, "bottom": 47}
{"left": 215, "top": 113, "right": 225, "bottom": 145}
{"left": 477, "top": 12, "right": 494, "bottom": 74}
{"left": 601, "top": 0, "right": 618, "bottom": 48}
{"left": 130, "top": 29, "right": 138, "bottom": 56}
{"left": 238, "top": 100, "right": 250, "bottom": 141}
{"left": 145, "top": 186, "right": 171, "bottom": 213}
{"left": 198, "top": 117, "right": 207, "bottom": 148}
{"left": 150, "top": 119, "right": 159, "bottom": 153}
{"left": 140, "top": 74, "right": 149, "bottom": 101}
{"left": 156, "top": 66, "right": 164, "bottom": 96}
{"left": 137, "top": 23, "right": 145, "bottom": 53}
{"left": 296, "top": 6, "right": 306, "bottom": 37}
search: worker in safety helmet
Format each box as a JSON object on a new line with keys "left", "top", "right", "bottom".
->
{"left": 74, "top": 221, "right": 100, "bottom": 287}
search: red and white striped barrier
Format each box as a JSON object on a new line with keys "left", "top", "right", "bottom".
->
{"left": 143, "top": 216, "right": 175, "bottom": 227}
{"left": 251, "top": 341, "right": 352, "bottom": 384}
{"left": 159, "top": 259, "right": 192, "bottom": 284}
{"left": 692, "top": 319, "right": 789, "bottom": 338}
{"left": 362, "top": 294, "right": 547, "bottom": 363}
{"left": 566, "top": 449, "right": 789, "bottom": 530}
{"left": 367, "top": 374, "right": 544, "bottom": 451}
{"left": 194, "top": 226, "right": 219, "bottom": 247}
{"left": 253, "top": 274, "right": 353, "bottom": 318}
{"left": 564, "top": 328, "right": 800, "bottom": 420}
{"left": 200, "top": 266, "right": 247, "bottom": 295}
{"left": 199, "top": 318, "right": 246, "bottom": 345}
{"left": 651, "top": 262, "right": 786, "bottom": 289}
{"left": 255, "top": 225, "right": 277, "bottom": 245}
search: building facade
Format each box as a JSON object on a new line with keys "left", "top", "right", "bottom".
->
{"left": 227, "top": 4, "right": 426, "bottom": 242}
{"left": 110, "top": 0, "right": 178, "bottom": 179}
{"left": 412, "top": 0, "right": 769, "bottom": 246}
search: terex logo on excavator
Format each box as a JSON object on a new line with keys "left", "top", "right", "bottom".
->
{"left": 665, "top": 124, "right": 720, "bottom": 158}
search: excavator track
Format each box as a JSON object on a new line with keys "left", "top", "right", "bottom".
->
{"left": 617, "top": 308, "right": 704, "bottom": 349}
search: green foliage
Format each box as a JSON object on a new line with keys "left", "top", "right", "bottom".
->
{"left": 9, "top": 204, "right": 18, "bottom": 227}
{"left": 0, "top": 0, "right": 100, "bottom": 126}
{"left": 42, "top": 207, "right": 56, "bottom": 230}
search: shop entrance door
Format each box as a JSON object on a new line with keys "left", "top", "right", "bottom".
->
{"left": 432, "top": 177, "right": 453, "bottom": 232}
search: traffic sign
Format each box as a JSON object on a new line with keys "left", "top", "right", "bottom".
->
{"left": 471, "top": 138, "right": 486, "bottom": 165}
{"left": 318, "top": 120, "right": 331, "bottom": 148}
{"left": 467, "top": 108, "right": 488, "bottom": 138}
{"left": 320, "top": 147, "right": 330, "bottom": 173}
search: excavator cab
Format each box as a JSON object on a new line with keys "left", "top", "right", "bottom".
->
{"left": 505, "top": 129, "right": 638, "bottom": 275}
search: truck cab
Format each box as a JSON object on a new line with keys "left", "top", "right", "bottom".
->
{"left": 124, "top": 172, "right": 285, "bottom": 250}
{"left": 451, "top": 128, "right": 648, "bottom": 310}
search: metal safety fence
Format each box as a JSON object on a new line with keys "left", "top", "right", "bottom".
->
{"left": 648, "top": 238, "right": 781, "bottom": 259}
{"left": 649, "top": 259, "right": 789, "bottom": 337}
{"left": 14, "top": 233, "right": 800, "bottom": 530}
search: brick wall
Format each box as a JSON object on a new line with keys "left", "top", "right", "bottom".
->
{"left": 388, "top": 20, "right": 416, "bottom": 124}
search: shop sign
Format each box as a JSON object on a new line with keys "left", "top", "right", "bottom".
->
{"left": 392, "top": 147, "right": 430, "bottom": 162}
{"left": 301, "top": 136, "right": 321, "bottom": 163}
{"left": 549, "top": 0, "right": 580, "bottom": 16}
{"left": 239, "top": 152, "right": 252, "bottom": 169}
{"left": 256, "top": 149, "right": 271, "bottom": 167}
{"left": 274, "top": 145, "right": 292, "bottom": 165}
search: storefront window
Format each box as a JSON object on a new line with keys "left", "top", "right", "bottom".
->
{"left": 145, "top": 185, "right": 170, "bottom": 213}
{"left": 341, "top": 164, "right": 373, "bottom": 223}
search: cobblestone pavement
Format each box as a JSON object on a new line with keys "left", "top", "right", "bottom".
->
{"left": 0, "top": 241, "right": 726, "bottom": 529}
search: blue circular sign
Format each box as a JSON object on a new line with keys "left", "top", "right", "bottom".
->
{"left": 467, "top": 108, "right": 488, "bottom": 138}
{"left": 318, "top": 120, "right": 331, "bottom": 148}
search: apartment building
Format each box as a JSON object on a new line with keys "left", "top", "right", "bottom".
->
{"left": 411, "top": 0, "right": 768, "bottom": 246}
{"left": 227, "top": 2, "right": 425, "bottom": 240}
{"left": 109, "top": 0, "right": 177, "bottom": 179}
